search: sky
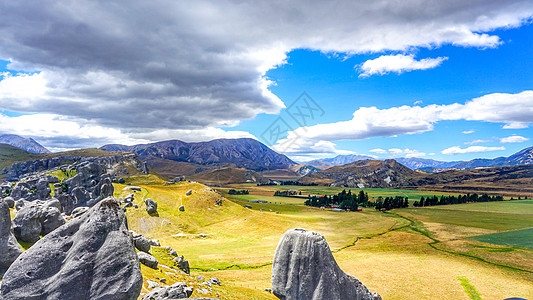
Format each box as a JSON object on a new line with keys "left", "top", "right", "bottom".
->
{"left": 0, "top": 1, "right": 531, "bottom": 162}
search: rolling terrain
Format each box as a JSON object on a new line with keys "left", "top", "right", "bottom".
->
{"left": 114, "top": 174, "right": 533, "bottom": 299}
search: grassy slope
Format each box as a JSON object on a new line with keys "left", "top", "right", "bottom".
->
{"left": 117, "top": 176, "right": 533, "bottom": 299}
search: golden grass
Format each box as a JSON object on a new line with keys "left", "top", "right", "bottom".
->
{"left": 114, "top": 178, "right": 533, "bottom": 299}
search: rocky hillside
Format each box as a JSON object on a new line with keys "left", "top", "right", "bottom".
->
{"left": 0, "top": 134, "right": 50, "bottom": 154}
{"left": 299, "top": 159, "right": 421, "bottom": 188}
{"left": 101, "top": 138, "right": 295, "bottom": 172}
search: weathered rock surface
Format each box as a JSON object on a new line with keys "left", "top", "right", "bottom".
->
{"left": 0, "top": 199, "right": 23, "bottom": 276}
{"left": 145, "top": 198, "right": 158, "bottom": 214}
{"left": 3, "top": 196, "right": 15, "bottom": 208}
{"left": 173, "top": 256, "right": 190, "bottom": 274}
{"left": 12, "top": 200, "right": 66, "bottom": 243}
{"left": 131, "top": 231, "right": 151, "bottom": 253}
{"left": 142, "top": 282, "right": 193, "bottom": 300}
{"left": 0, "top": 197, "right": 142, "bottom": 299}
{"left": 138, "top": 251, "right": 158, "bottom": 269}
{"left": 272, "top": 228, "right": 381, "bottom": 300}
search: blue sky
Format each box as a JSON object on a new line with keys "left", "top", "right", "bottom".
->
{"left": 0, "top": 1, "right": 531, "bottom": 161}
{"left": 233, "top": 24, "right": 533, "bottom": 161}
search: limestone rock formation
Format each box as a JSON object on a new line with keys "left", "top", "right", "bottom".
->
{"left": 0, "top": 199, "right": 23, "bottom": 276}
{"left": 142, "top": 282, "right": 194, "bottom": 300}
{"left": 145, "top": 198, "right": 158, "bottom": 214}
{"left": 12, "top": 200, "right": 65, "bottom": 243}
{"left": 131, "top": 231, "right": 151, "bottom": 253}
{"left": 138, "top": 251, "right": 159, "bottom": 269}
{"left": 0, "top": 197, "right": 142, "bottom": 299}
{"left": 272, "top": 228, "right": 381, "bottom": 300}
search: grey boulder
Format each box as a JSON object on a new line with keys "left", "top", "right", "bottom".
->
{"left": 0, "top": 197, "right": 142, "bottom": 300}
{"left": 0, "top": 199, "right": 23, "bottom": 276}
{"left": 138, "top": 251, "right": 158, "bottom": 269}
{"left": 12, "top": 200, "right": 66, "bottom": 243}
{"left": 145, "top": 198, "right": 157, "bottom": 214}
{"left": 142, "top": 282, "right": 193, "bottom": 300}
{"left": 272, "top": 228, "right": 381, "bottom": 300}
{"left": 132, "top": 233, "right": 151, "bottom": 253}
{"left": 3, "top": 196, "right": 15, "bottom": 208}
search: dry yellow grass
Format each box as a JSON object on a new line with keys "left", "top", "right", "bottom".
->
{"left": 115, "top": 177, "right": 533, "bottom": 299}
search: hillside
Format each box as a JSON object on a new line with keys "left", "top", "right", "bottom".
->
{"left": 0, "top": 134, "right": 50, "bottom": 154}
{"left": 101, "top": 138, "right": 295, "bottom": 172}
{"left": 0, "top": 146, "right": 130, "bottom": 180}
{"left": 189, "top": 167, "right": 267, "bottom": 185}
{"left": 299, "top": 159, "right": 421, "bottom": 188}
{"left": 0, "top": 144, "right": 41, "bottom": 173}
{"left": 307, "top": 154, "right": 375, "bottom": 169}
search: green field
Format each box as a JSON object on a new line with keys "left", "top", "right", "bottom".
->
{"left": 399, "top": 208, "right": 533, "bottom": 231}
{"left": 469, "top": 228, "right": 533, "bottom": 250}
{"left": 430, "top": 199, "right": 533, "bottom": 214}
{"left": 225, "top": 184, "right": 461, "bottom": 202}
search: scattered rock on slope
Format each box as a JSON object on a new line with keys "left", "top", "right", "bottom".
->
{"left": 271, "top": 228, "right": 381, "bottom": 300}
{"left": 145, "top": 198, "right": 158, "bottom": 214}
{"left": 0, "top": 197, "right": 142, "bottom": 300}
{"left": 0, "top": 199, "right": 23, "bottom": 276}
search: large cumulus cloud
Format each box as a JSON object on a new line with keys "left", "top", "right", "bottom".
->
{"left": 0, "top": 0, "right": 532, "bottom": 148}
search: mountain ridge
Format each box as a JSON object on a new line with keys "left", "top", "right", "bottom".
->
{"left": 101, "top": 138, "right": 295, "bottom": 172}
{"left": 0, "top": 134, "right": 50, "bottom": 154}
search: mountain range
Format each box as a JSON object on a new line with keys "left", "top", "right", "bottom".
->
{"left": 101, "top": 138, "right": 295, "bottom": 172}
{"left": 0, "top": 134, "right": 50, "bottom": 154}
{"left": 307, "top": 146, "right": 533, "bottom": 171}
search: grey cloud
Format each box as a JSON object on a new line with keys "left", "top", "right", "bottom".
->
{"left": 0, "top": 0, "right": 532, "bottom": 134}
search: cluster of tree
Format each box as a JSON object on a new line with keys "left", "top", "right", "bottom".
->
{"left": 228, "top": 189, "right": 249, "bottom": 195}
{"left": 274, "top": 190, "right": 300, "bottom": 197}
{"left": 374, "top": 196, "right": 409, "bottom": 211}
{"left": 510, "top": 196, "right": 528, "bottom": 200}
{"left": 257, "top": 181, "right": 318, "bottom": 186}
{"left": 413, "top": 193, "right": 503, "bottom": 207}
{"left": 304, "top": 190, "right": 370, "bottom": 211}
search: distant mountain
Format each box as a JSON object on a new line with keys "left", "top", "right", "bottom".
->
{"left": 0, "top": 134, "right": 50, "bottom": 154}
{"left": 306, "top": 160, "right": 336, "bottom": 170}
{"left": 394, "top": 158, "right": 462, "bottom": 170}
{"left": 101, "top": 138, "right": 295, "bottom": 171}
{"left": 307, "top": 154, "right": 376, "bottom": 169}
{"left": 299, "top": 159, "right": 420, "bottom": 188}
{"left": 453, "top": 146, "right": 533, "bottom": 169}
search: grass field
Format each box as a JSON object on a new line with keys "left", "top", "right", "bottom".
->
{"left": 469, "top": 228, "right": 533, "bottom": 250}
{"left": 430, "top": 199, "right": 533, "bottom": 214}
{"left": 110, "top": 176, "right": 533, "bottom": 299}
{"left": 224, "top": 184, "right": 463, "bottom": 204}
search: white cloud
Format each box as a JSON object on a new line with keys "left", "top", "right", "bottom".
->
{"left": 359, "top": 54, "right": 447, "bottom": 77}
{"left": 370, "top": 148, "right": 388, "bottom": 154}
{"left": 462, "top": 130, "right": 475, "bottom": 134}
{"left": 0, "top": 113, "right": 255, "bottom": 151}
{"left": 464, "top": 139, "right": 491, "bottom": 145}
{"left": 370, "top": 148, "right": 425, "bottom": 158}
{"left": 502, "top": 122, "right": 529, "bottom": 129}
{"left": 500, "top": 135, "right": 530, "bottom": 143}
{"left": 273, "top": 91, "right": 533, "bottom": 154}
{"left": 441, "top": 146, "right": 505, "bottom": 155}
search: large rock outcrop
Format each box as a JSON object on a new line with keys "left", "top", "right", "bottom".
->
{"left": 11, "top": 199, "right": 65, "bottom": 243}
{"left": 272, "top": 228, "right": 381, "bottom": 300}
{"left": 0, "top": 197, "right": 142, "bottom": 300}
{"left": 0, "top": 199, "right": 23, "bottom": 276}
